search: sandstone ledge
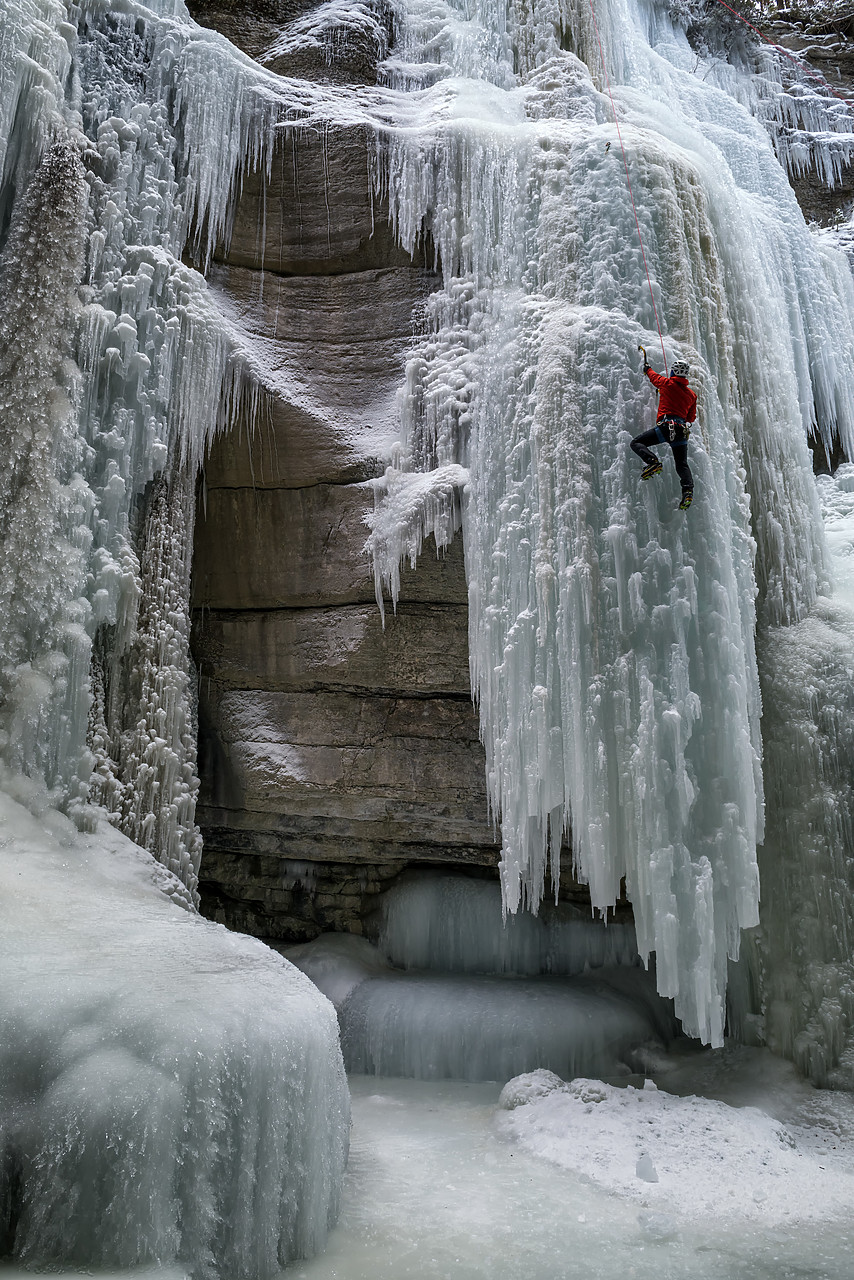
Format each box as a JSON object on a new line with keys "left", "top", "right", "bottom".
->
{"left": 193, "top": 486, "right": 466, "bottom": 609}
{"left": 192, "top": 602, "right": 472, "bottom": 695}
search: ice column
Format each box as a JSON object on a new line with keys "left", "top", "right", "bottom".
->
{"left": 0, "top": 0, "right": 281, "bottom": 893}
{"left": 88, "top": 472, "right": 202, "bottom": 891}
{"left": 0, "top": 140, "right": 92, "bottom": 806}
{"left": 369, "top": 0, "right": 854, "bottom": 1043}
{"left": 749, "top": 468, "right": 854, "bottom": 1087}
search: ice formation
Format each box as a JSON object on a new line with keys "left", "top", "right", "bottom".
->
{"left": 759, "top": 54, "right": 854, "bottom": 190}
{"left": 750, "top": 466, "right": 854, "bottom": 1086}
{"left": 3, "top": 0, "right": 854, "bottom": 1148}
{"left": 260, "top": 0, "right": 394, "bottom": 70}
{"left": 0, "top": 3, "right": 358, "bottom": 1273}
{"left": 340, "top": 968, "right": 674, "bottom": 1080}
{"left": 367, "top": 0, "right": 854, "bottom": 1047}
{"left": 0, "top": 0, "right": 285, "bottom": 897}
{"left": 0, "top": 786, "right": 349, "bottom": 1277}
{"left": 378, "top": 871, "right": 638, "bottom": 975}
{"left": 286, "top": 883, "right": 677, "bottom": 1081}
{"left": 285, "top": 930, "right": 397, "bottom": 1008}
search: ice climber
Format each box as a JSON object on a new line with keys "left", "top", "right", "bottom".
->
{"left": 631, "top": 354, "right": 697, "bottom": 510}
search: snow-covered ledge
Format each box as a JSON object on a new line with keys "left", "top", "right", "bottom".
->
{"left": 0, "top": 786, "right": 349, "bottom": 1277}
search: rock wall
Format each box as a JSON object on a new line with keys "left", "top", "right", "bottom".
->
{"left": 768, "top": 15, "right": 854, "bottom": 227}
{"left": 188, "top": 1, "right": 850, "bottom": 945}
{"left": 188, "top": 63, "right": 502, "bottom": 941}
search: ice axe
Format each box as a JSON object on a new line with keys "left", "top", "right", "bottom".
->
{"left": 637, "top": 343, "right": 648, "bottom": 370}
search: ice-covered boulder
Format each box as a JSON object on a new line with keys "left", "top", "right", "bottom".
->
{"left": 0, "top": 789, "right": 349, "bottom": 1278}
{"left": 283, "top": 931, "right": 393, "bottom": 1008}
{"left": 286, "top": 891, "right": 676, "bottom": 1083}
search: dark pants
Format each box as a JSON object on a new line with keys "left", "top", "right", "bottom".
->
{"left": 630, "top": 420, "right": 693, "bottom": 492}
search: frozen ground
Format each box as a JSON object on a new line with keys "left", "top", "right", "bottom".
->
{"left": 3, "top": 959, "right": 853, "bottom": 1278}
{"left": 284, "top": 1065, "right": 854, "bottom": 1280}
{"left": 3, "top": 1059, "right": 854, "bottom": 1280}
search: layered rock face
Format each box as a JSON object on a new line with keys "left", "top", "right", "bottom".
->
{"left": 188, "top": 2, "right": 850, "bottom": 945}
{"left": 188, "top": 54, "right": 502, "bottom": 941}
{"left": 769, "top": 14, "right": 854, "bottom": 226}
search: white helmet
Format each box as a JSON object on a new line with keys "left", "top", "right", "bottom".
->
{"left": 671, "top": 360, "right": 689, "bottom": 378}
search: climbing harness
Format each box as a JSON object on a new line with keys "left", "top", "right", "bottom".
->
{"left": 660, "top": 416, "right": 690, "bottom": 444}
{"left": 586, "top": 0, "right": 668, "bottom": 372}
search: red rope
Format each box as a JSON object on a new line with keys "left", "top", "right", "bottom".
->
{"left": 586, "top": 0, "right": 669, "bottom": 370}
{"left": 712, "top": 0, "right": 854, "bottom": 111}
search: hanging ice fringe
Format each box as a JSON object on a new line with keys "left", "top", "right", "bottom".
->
{"left": 367, "top": 0, "right": 854, "bottom": 1047}
{"left": 0, "top": 0, "right": 286, "bottom": 898}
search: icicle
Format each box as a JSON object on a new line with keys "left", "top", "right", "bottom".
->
{"left": 0, "top": 0, "right": 286, "bottom": 889}
{"left": 368, "top": 0, "right": 854, "bottom": 1044}
{"left": 108, "top": 471, "right": 203, "bottom": 902}
{"left": 754, "top": 466, "right": 854, "bottom": 1086}
{"left": 0, "top": 138, "right": 93, "bottom": 806}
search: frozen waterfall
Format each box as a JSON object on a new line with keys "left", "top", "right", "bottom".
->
{"left": 0, "top": 0, "right": 283, "bottom": 896}
{"left": 6, "top": 0, "right": 854, "bottom": 1065}
{"left": 3, "top": 0, "right": 854, "bottom": 1269}
{"left": 4, "top": 0, "right": 854, "bottom": 1264}
{"left": 368, "top": 0, "right": 854, "bottom": 1047}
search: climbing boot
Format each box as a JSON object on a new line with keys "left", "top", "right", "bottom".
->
{"left": 678, "top": 489, "right": 693, "bottom": 511}
{"left": 641, "top": 459, "right": 663, "bottom": 480}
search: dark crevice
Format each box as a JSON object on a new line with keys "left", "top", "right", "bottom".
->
{"left": 190, "top": 597, "right": 466, "bottom": 613}
{"left": 196, "top": 678, "right": 475, "bottom": 700}
{"left": 192, "top": 601, "right": 467, "bottom": 619}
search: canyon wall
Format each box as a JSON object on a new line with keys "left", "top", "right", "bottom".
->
{"left": 188, "top": 1, "right": 852, "bottom": 947}
{"left": 187, "top": 19, "right": 503, "bottom": 939}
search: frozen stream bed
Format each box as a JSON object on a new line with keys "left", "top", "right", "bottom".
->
{"left": 285, "top": 1065, "right": 854, "bottom": 1280}
{"left": 2, "top": 1063, "right": 853, "bottom": 1280}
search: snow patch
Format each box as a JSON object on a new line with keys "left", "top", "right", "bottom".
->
{"left": 498, "top": 1070, "right": 854, "bottom": 1224}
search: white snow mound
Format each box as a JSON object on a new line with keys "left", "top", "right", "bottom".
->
{"left": 498, "top": 1071, "right": 854, "bottom": 1225}
{"left": 0, "top": 790, "right": 349, "bottom": 1278}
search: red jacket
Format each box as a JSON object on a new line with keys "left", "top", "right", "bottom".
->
{"left": 646, "top": 368, "right": 697, "bottom": 423}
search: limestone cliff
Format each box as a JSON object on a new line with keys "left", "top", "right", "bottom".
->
{"left": 188, "top": 0, "right": 853, "bottom": 946}
{"left": 186, "top": 11, "right": 503, "bottom": 940}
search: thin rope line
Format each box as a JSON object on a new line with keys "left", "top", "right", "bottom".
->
{"left": 586, "top": 0, "right": 669, "bottom": 370}
{"left": 713, "top": 0, "right": 854, "bottom": 111}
